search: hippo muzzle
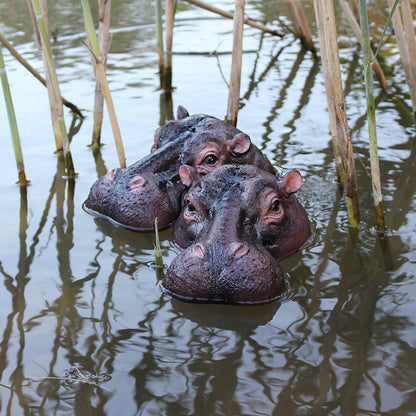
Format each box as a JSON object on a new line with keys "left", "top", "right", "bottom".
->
{"left": 163, "top": 238, "right": 285, "bottom": 305}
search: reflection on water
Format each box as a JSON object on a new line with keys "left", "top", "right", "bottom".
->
{"left": 1, "top": 0, "right": 416, "bottom": 415}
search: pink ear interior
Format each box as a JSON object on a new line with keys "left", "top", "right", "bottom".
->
{"left": 281, "top": 170, "right": 303, "bottom": 194}
{"left": 229, "top": 133, "right": 251, "bottom": 156}
{"left": 179, "top": 165, "right": 197, "bottom": 187}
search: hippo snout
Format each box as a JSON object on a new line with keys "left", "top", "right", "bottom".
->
{"left": 162, "top": 240, "right": 286, "bottom": 305}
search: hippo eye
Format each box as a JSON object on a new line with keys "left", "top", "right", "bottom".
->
{"left": 203, "top": 154, "right": 218, "bottom": 165}
{"left": 186, "top": 199, "right": 196, "bottom": 212}
{"left": 271, "top": 200, "right": 280, "bottom": 212}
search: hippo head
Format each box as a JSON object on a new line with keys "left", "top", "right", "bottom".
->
{"left": 180, "top": 120, "right": 275, "bottom": 176}
{"left": 162, "top": 165, "right": 311, "bottom": 305}
{"left": 84, "top": 164, "right": 183, "bottom": 232}
{"left": 154, "top": 106, "right": 275, "bottom": 176}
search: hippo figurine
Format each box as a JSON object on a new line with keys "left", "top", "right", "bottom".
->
{"left": 162, "top": 164, "right": 311, "bottom": 305}
{"left": 84, "top": 106, "right": 275, "bottom": 232}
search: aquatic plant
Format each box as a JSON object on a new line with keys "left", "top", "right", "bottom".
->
{"left": 358, "top": 0, "right": 385, "bottom": 232}
{"left": 91, "top": 0, "right": 112, "bottom": 145}
{"left": 226, "top": 0, "right": 245, "bottom": 127}
{"left": 154, "top": 218, "right": 164, "bottom": 268}
{"left": 0, "top": 47, "right": 29, "bottom": 185}
{"left": 31, "top": 0, "right": 76, "bottom": 177}
{"left": 80, "top": 0, "right": 126, "bottom": 168}
{"left": 313, "top": 0, "right": 360, "bottom": 227}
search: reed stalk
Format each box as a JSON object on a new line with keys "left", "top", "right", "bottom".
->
{"left": 314, "top": 0, "right": 360, "bottom": 227}
{"left": 357, "top": 0, "right": 385, "bottom": 232}
{"left": 314, "top": 0, "right": 343, "bottom": 182}
{"left": 31, "top": 0, "right": 76, "bottom": 177}
{"left": 163, "top": 0, "right": 175, "bottom": 90}
{"left": 183, "top": 0, "right": 283, "bottom": 37}
{"left": 386, "top": 0, "right": 416, "bottom": 115}
{"left": 155, "top": 0, "right": 165, "bottom": 75}
{"left": 338, "top": 0, "right": 388, "bottom": 91}
{"left": 27, "top": 0, "right": 61, "bottom": 150}
{"left": 81, "top": 0, "right": 126, "bottom": 168}
{"left": 0, "top": 48, "right": 29, "bottom": 185}
{"left": 25, "top": 0, "right": 41, "bottom": 49}
{"left": 0, "top": 34, "right": 83, "bottom": 116}
{"left": 226, "top": 0, "right": 245, "bottom": 127}
{"left": 398, "top": 0, "right": 416, "bottom": 115}
{"left": 284, "top": 0, "right": 316, "bottom": 53}
{"left": 92, "top": 0, "right": 112, "bottom": 145}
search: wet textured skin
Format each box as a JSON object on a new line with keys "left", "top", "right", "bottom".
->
{"left": 163, "top": 164, "right": 311, "bottom": 305}
{"left": 85, "top": 106, "right": 275, "bottom": 232}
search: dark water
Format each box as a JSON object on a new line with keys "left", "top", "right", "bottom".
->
{"left": 1, "top": 1, "right": 415, "bottom": 415}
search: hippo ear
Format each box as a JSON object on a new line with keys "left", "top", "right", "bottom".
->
{"left": 228, "top": 133, "right": 251, "bottom": 156}
{"left": 281, "top": 170, "right": 303, "bottom": 194}
{"left": 179, "top": 165, "right": 198, "bottom": 187}
{"left": 177, "top": 106, "right": 190, "bottom": 120}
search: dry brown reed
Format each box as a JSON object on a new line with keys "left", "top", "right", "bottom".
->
{"left": 92, "top": 0, "right": 112, "bottom": 145}
{"left": 387, "top": 0, "right": 416, "bottom": 115}
{"left": 183, "top": 0, "right": 283, "bottom": 37}
{"left": 81, "top": 0, "right": 126, "bottom": 168}
{"left": 0, "top": 34, "right": 83, "bottom": 116}
{"left": 313, "top": 0, "right": 360, "bottom": 227}
{"left": 31, "top": 0, "right": 76, "bottom": 177}
{"left": 155, "top": 0, "right": 165, "bottom": 75}
{"left": 163, "top": 0, "right": 175, "bottom": 90}
{"left": 284, "top": 0, "right": 316, "bottom": 53}
{"left": 226, "top": 0, "right": 245, "bottom": 127}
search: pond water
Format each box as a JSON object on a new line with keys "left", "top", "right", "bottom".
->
{"left": 1, "top": 0, "right": 416, "bottom": 415}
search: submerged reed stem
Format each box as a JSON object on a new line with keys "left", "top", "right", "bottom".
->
{"left": 357, "top": 0, "right": 385, "bottom": 232}
{"left": 0, "top": 47, "right": 29, "bottom": 185}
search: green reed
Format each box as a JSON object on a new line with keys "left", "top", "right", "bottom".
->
{"left": 0, "top": 47, "right": 29, "bottom": 185}
{"left": 358, "top": 0, "right": 385, "bottom": 232}
{"left": 154, "top": 218, "right": 164, "bottom": 268}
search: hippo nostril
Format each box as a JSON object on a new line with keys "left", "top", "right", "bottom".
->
{"left": 230, "top": 242, "right": 250, "bottom": 258}
{"left": 193, "top": 244, "right": 205, "bottom": 259}
{"left": 130, "top": 175, "right": 147, "bottom": 189}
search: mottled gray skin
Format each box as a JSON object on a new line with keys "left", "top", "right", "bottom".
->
{"left": 163, "top": 164, "right": 311, "bottom": 305}
{"left": 85, "top": 106, "right": 275, "bottom": 232}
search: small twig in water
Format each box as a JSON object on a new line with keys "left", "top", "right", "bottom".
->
{"left": 27, "top": 376, "right": 114, "bottom": 393}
